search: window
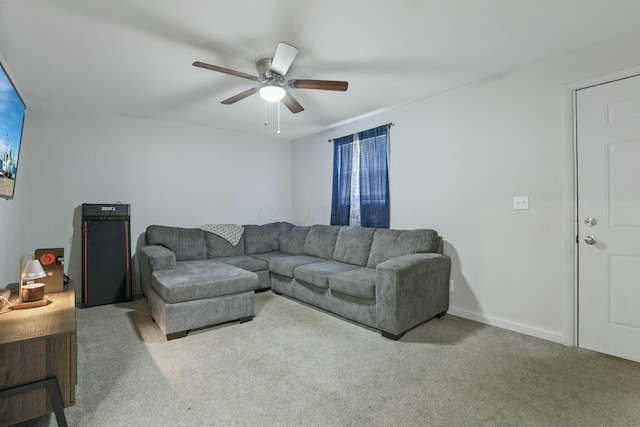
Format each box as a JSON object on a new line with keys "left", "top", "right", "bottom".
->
{"left": 330, "top": 124, "right": 390, "bottom": 228}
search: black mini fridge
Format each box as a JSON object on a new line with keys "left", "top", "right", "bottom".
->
{"left": 81, "top": 203, "right": 132, "bottom": 308}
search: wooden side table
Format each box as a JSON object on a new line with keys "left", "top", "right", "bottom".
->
{"left": 0, "top": 284, "right": 76, "bottom": 426}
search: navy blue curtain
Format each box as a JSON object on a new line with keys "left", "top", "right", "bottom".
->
{"left": 330, "top": 134, "right": 354, "bottom": 226}
{"left": 358, "top": 125, "right": 390, "bottom": 228}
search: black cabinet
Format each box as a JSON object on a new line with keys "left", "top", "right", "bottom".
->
{"left": 81, "top": 203, "right": 132, "bottom": 308}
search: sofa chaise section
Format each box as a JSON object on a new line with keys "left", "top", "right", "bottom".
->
{"left": 139, "top": 225, "right": 260, "bottom": 339}
{"left": 149, "top": 260, "right": 257, "bottom": 340}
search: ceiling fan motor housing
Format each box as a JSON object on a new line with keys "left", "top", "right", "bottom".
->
{"left": 257, "top": 58, "right": 284, "bottom": 83}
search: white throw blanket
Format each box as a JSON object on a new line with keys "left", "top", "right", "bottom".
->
{"left": 199, "top": 224, "right": 245, "bottom": 246}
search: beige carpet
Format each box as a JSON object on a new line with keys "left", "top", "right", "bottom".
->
{"left": 17, "top": 291, "right": 640, "bottom": 426}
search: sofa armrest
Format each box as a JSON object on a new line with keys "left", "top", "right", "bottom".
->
{"left": 375, "top": 253, "right": 451, "bottom": 337}
{"left": 138, "top": 245, "right": 176, "bottom": 297}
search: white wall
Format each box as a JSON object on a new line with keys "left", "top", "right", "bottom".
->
{"left": 291, "top": 33, "right": 640, "bottom": 344}
{"left": 21, "top": 102, "right": 292, "bottom": 293}
{"left": 0, "top": 177, "right": 26, "bottom": 288}
{"left": 0, "top": 50, "right": 27, "bottom": 289}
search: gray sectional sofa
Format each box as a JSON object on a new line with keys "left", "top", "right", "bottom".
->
{"left": 138, "top": 222, "right": 451, "bottom": 340}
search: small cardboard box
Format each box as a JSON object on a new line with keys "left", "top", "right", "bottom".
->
{"left": 35, "top": 248, "right": 64, "bottom": 293}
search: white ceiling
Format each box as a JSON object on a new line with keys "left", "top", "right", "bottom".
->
{"left": 1, "top": 0, "right": 640, "bottom": 140}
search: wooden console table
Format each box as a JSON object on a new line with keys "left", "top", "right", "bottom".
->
{"left": 0, "top": 285, "right": 76, "bottom": 426}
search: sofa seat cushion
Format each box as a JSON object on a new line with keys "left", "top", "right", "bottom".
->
{"left": 249, "top": 251, "right": 292, "bottom": 265}
{"left": 328, "top": 268, "right": 377, "bottom": 300}
{"left": 151, "top": 260, "right": 257, "bottom": 304}
{"left": 214, "top": 255, "right": 268, "bottom": 272}
{"left": 269, "top": 255, "right": 325, "bottom": 278}
{"left": 294, "top": 261, "right": 361, "bottom": 289}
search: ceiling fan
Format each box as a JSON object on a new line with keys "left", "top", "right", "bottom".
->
{"left": 193, "top": 42, "right": 348, "bottom": 113}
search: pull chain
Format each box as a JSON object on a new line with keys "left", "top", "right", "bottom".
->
{"left": 263, "top": 100, "right": 282, "bottom": 134}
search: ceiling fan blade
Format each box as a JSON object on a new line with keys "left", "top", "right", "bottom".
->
{"left": 193, "top": 61, "right": 260, "bottom": 81}
{"left": 270, "top": 42, "right": 298, "bottom": 77}
{"left": 221, "top": 87, "right": 258, "bottom": 105}
{"left": 282, "top": 92, "right": 304, "bottom": 114}
{"left": 287, "top": 79, "right": 348, "bottom": 91}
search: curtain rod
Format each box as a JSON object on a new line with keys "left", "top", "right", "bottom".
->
{"left": 328, "top": 122, "right": 395, "bottom": 143}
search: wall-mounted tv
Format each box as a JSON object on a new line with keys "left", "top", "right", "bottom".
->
{"left": 0, "top": 60, "right": 26, "bottom": 199}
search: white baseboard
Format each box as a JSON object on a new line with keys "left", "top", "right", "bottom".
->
{"left": 447, "top": 306, "right": 566, "bottom": 344}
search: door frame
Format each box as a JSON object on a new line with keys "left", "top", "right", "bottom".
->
{"left": 564, "top": 65, "right": 640, "bottom": 347}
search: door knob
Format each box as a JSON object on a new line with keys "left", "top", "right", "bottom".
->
{"left": 585, "top": 235, "right": 597, "bottom": 245}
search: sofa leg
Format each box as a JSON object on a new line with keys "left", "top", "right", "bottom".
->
{"left": 381, "top": 330, "right": 405, "bottom": 340}
{"left": 238, "top": 316, "right": 253, "bottom": 324}
{"left": 166, "top": 331, "right": 188, "bottom": 340}
{"left": 436, "top": 311, "right": 447, "bottom": 319}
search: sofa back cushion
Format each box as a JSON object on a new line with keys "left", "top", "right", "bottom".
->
{"left": 366, "top": 229, "right": 440, "bottom": 267}
{"left": 303, "top": 225, "right": 341, "bottom": 259}
{"left": 279, "top": 223, "right": 311, "bottom": 255}
{"left": 332, "top": 226, "right": 376, "bottom": 266}
{"left": 243, "top": 222, "right": 282, "bottom": 254}
{"left": 205, "top": 232, "right": 245, "bottom": 258}
{"left": 146, "top": 225, "right": 207, "bottom": 261}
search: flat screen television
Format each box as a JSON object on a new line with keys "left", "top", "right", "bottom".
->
{"left": 0, "top": 60, "right": 25, "bottom": 199}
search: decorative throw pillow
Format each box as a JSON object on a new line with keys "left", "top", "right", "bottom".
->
{"left": 303, "top": 225, "right": 341, "bottom": 259}
{"left": 366, "top": 229, "right": 439, "bottom": 267}
{"left": 146, "top": 225, "right": 207, "bottom": 261}
{"left": 332, "top": 226, "right": 376, "bottom": 266}
{"left": 243, "top": 222, "right": 282, "bottom": 254}
{"left": 280, "top": 225, "right": 311, "bottom": 255}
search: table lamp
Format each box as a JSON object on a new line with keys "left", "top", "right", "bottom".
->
{"left": 14, "top": 254, "right": 48, "bottom": 309}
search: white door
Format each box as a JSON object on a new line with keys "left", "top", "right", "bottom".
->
{"left": 577, "top": 76, "right": 640, "bottom": 362}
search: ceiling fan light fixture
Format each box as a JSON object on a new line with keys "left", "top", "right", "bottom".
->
{"left": 259, "top": 85, "right": 286, "bottom": 102}
{"left": 193, "top": 42, "right": 346, "bottom": 115}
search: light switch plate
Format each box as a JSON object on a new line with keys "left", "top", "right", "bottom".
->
{"left": 513, "top": 196, "right": 529, "bottom": 210}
